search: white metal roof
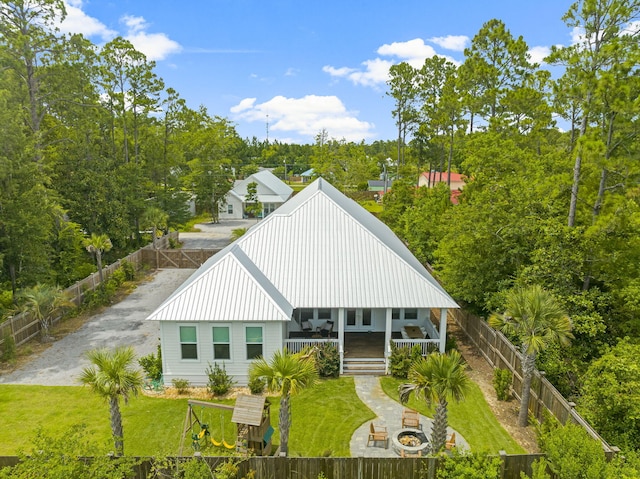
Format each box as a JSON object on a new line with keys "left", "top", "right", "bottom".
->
{"left": 147, "top": 177, "right": 458, "bottom": 323}
{"left": 230, "top": 170, "right": 293, "bottom": 203}
{"left": 146, "top": 245, "right": 293, "bottom": 322}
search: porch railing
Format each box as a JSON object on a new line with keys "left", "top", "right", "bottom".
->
{"left": 391, "top": 339, "right": 440, "bottom": 356}
{"left": 285, "top": 338, "right": 340, "bottom": 353}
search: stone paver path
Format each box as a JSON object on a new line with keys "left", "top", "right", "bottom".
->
{"left": 350, "top": 375, "right": 468, "bottom": 457}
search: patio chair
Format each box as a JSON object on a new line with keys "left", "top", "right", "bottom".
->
{"left": 301, "top": 320, "right": 313, "bottom": 336}
{"left": 445, "top": 432, "right": 456, "bottom": 450}
{"left": 319, "top": 320, "right": 334, "bottom": 338}
{"left": 402, "top": 408, "right": 421, "bottom": 429}
{"left": 401, "top": 449, "right": 422, "bottom": 458}
{"left": 367, "top": 422, "right": 388, "bottom": 449}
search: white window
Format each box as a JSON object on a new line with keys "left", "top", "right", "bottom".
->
{"left": 213, "top": 326, "right": 230, "bottom": 360}
{"left": 246, "top": 326, "right": 263, "bottom": 360}
{"left": 404, "top": 309, "right": 418, "bottom": 321}
{"left": 227, "top": 204, "right": 233, "bottom": 214}
{"left": 392, "top": 309, "right": 401, "bottom": 320}
{"left": 179, "top": 326, "right": 198, "bottom": 360}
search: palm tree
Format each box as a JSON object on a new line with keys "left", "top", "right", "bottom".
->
{"left": 78, "top": 346, "right": 144, "bottom": 456}
{"left": 141, "top": 207, "right": 169, "bottom": 249}
{"left": 84, "top": 233, "right": 113, "bottom": 284}
{"left": 489, "top": 285, "right": 572, "bottom": 427}
{"left": 399, "top": 350, "right": 470, "bottom": 453}
{"left": 248, "top": 348, "right": 319, "bottom": 456}
{"left": 19, "top": 283, "right": 75, "bottom": 340}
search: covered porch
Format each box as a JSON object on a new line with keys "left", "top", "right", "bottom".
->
{"left": 284, "top": 307, "right": 448, "bottom": 374}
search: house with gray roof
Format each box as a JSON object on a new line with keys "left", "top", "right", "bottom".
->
{"left": 220, "top": 169, "right": 293, "bottom": 219}
{"left": 146, "top": 178, "right": 458, "bottom": 386}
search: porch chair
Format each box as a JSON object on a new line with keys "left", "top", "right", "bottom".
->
{"left": 445, "top": 432, "right": 456, "bottom": 450}
{"left": 402, "top": 408, "right": 421, "bottom": 430}
{"left": 367, "top": 422, "right": 388, "bottom": 449}
{"left": 301, "top": 320, "right": 313, "bottom": 336}
{"left": 318, "top": 320, "right": 334, "bottom": 338}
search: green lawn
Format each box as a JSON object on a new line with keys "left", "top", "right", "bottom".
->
{"left": 0, "top": 376, "right": 522, "bottom": 457}
{"left": 0, "top": 378, "right": 374, "bottom": 457}
{"left": 379, "top": 376, "right": 525, "bottom": 454}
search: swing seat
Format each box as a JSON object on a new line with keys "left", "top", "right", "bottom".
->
{"left": 223, "top": 439, "right": 235, "bottom": 450}
{"left": 211, "top": 437, "right": 222, "bottom": 447}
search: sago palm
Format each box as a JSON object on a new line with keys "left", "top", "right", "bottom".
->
{"left": 399, "top": 350, "right": 470, "bottom": 453}
{"left": 248, "top": 348, "right": 318, "bottom": 456}
{"left": 19, "top": 283, "right": 74, "bottom": 340}
{"left": 78, "top": 346, "right": 144, "bottom": 456}
{"left": 489, "top": 284, "right": 572, "bottom": 427}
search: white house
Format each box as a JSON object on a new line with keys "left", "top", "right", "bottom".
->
{"left": 146, "top": 178, "right": 459, "bottom": 386}
{"left": 219, "top": 169, "right": 293, "bottom": 220}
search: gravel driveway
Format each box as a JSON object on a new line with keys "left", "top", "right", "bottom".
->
{"left": 0, "top": 219, "right": 255, "bottom": 387}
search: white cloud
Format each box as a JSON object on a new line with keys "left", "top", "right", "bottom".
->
{"left": 58, "top": 1, "right": 116, "bottom": 41}
{"left": 428, "top": 35, "right": 469, "bottom": 52}
{"left": 230, "top": 95, "right": 375, "bottom": 142}
{"left": 377, "top": 38, "right": 438, "bottom": 65}
{"left": 230, "top": 98, "right": 257, "bottom": 113}
{"left": 324, "top": 37, "right": 460, "bottom": 89}
{"left": 528, "top": 46, "right": 551, "bottom": 64}
{"left": 120, "top": 15, "right": 182, "bottom": 61}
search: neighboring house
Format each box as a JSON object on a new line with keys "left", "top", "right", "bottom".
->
{"left": 367, "top": 179, "right": 394, "bottom": 193}
{"left": 300, "top": 168, "right": 315, "bottom": 183}
{"left": 418, "top": 171, "right": 466, "bottom": 204}
{"left": 219, "top": 169, "right": 293, "bottom": 220}
{"left": 146, "top": 178, "right": 459, "bottom": 386}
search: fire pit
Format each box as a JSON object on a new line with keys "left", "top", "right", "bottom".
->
{"left": 391, "top": 428, "right": 430, "bottom": 456}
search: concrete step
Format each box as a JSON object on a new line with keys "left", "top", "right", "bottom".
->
{"left": 343, "top": 357, "right": 386, "bottom": 375}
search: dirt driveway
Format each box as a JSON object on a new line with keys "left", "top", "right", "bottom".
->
{"left": 0, "top": 219, "right": 254, "bottom": 387}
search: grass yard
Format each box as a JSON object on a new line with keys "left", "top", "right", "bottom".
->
{"left": 0, "top": 378, "right": 374, "bottom": 457}
{"left": 379, "top": 376, "right": 525, "bottom": 454}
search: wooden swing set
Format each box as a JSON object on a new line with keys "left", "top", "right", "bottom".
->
{"left": 179, "top": 397, "right": 273, "bottom": 456}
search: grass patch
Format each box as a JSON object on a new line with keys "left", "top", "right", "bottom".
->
{"left": 0, "top": 378, "right": 373, "bottom": 457}
{"left": 379, "top": 376, "right": 524, "bottom": 454}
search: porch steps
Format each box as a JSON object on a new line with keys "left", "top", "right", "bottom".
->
{"left": 342, "top": 357, "right": 386, "bottom": 376}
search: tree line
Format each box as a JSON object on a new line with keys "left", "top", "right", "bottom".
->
{"left": 382, "top": 0, "right": 639, "bottom": 452}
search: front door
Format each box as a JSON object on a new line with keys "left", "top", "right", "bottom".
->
{"left": 345, "top": 308, "right": 372, "bottom": 331}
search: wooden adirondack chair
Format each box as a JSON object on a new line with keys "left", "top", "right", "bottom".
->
{"left": 367, "top": 422, "right": 388, "bottom": 449}
{"left": 402, "top": 408, "right": 421, "bottom": 429}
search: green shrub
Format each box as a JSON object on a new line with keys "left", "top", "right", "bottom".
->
{"left": 139, "top": 344, "right": 163, "bottom": 381}
{"left": 493, "top": 368, "right": 512, "bottom": 401}
{"left": 119, "top": 260, "right": 137, "bottom": 281}
{"left": 172, "top": 378, "right": 190, "bottom": 394}
{"left": 248, "top": 376, "right": 265, "bottom": 394}
{"left": 206, "top": 362, "right": 235, "bottom": 396}
{"left": 315, "top": 342, "right": 340, "bottom": 378}
{"left": 436, "top": 449, "right": 502, "bottom": 478}
{"left": 388, "top": 342, "right": 422, "bottom": 378}
{"left": 213, "top": 460, "right": 239, "bottom": 479}
{"left": 1, "top": 332, "right": 16, "bottom": 362}
{"left": 109, "top": 267, "right": 127, "bottom": 286}
{"left": 181, "top": 457, "right": 212, "bottom": 479}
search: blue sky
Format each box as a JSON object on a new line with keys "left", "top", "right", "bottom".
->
{"left": 58, "top": 1, "right": 577, "bottom": 144}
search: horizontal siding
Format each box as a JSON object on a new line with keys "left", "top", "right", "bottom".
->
{"left": 160, "top": 321, "right": 284, "bottom": 387}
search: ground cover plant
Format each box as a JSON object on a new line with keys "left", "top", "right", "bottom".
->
{"left": 380, "top": 376, "right": 524, "bottom": 454}
{"left": 0, "top": 377, "right": 373, "bottom": 457}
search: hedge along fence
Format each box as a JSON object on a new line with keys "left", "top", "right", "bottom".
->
{"left": 449, "top": 308, "right": 618, "bottom": 459}
{"left": 0, "top": 232, "right": 180, "bottom": 352}
{"left": 0, "top": 453, "right": 547, "bottom": 479}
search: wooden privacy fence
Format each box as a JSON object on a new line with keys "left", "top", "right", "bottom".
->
{"left": 0, "top": 453, "right": 547, "bottom": 479}
{"left": 449, "top": 308, "right": 618, "bottom": 458}
{"left": 0, "top": 231, "right": 219, "bottom": 352}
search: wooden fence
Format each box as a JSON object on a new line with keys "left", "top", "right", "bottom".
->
{"left": 0, "top": 232, "right": 195, "bottom": 351}
{"left": 449, "top": 308, "right": 618, "bottom": 458}
{"left": 0, "top": 453, "right": 546, "bottom": 479}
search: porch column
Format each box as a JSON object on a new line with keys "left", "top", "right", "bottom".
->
{"left": 338, "top": 308, "right": 345, "bottom": 374}
{"left": 384, "top": 308, "right": 392, "bottom": 374}
{"left": 439, "top": 308, "right": 448, "bottom": 353}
